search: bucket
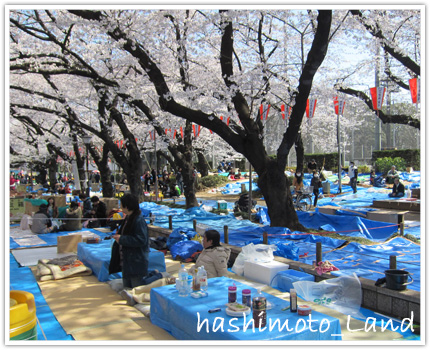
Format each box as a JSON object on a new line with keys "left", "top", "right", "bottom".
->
{"left": 10, "top": 291, "right": 37, "bottom": 340}
{"left": 384, "top": 270, "right": 413, "bottom": 291}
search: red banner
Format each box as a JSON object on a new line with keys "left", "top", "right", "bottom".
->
{"left": 333, "top": 96, "right": 346, "bottom": 116}
{"left": 409, "top": 78, "right": 420, "bottom": 104}
{"left": 306, "top": 99, "right": 317, "bottom": 119}
{"left": 369, "top": 87, "right": 386, "bottom": 110}
{"left": 260, "top": 104, "right": 271, "bottom": 120}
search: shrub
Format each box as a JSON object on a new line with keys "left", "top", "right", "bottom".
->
{"left": 199, "top": 175, "right": 229, "bottom": 189}
{"left": 357, "top": 165, "right": 371, "bottom": 173}
{"left": 374, "top": 157, "right": 406, "bottom": 174}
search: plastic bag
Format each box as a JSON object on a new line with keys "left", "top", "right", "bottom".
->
{"left": 20, "top": 214, "right": 31, "bottom": 231}
{"left": 170, "top": 240, "right": 203, "bottom": 261}
{"left": 231, "top": 243, "right": 276, "bottom": 276}
{"left": 293, "top": 273, "right": 364, "bottom": 318}
{"left": 273, "top": 242, "right": 299, "bottom": 261}
{"left": 166, "top": 228, "right": 196, "bottom": 250}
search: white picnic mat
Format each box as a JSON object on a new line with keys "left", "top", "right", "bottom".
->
{"left": 11, "top": 247, "right": 74, "bottom": 267}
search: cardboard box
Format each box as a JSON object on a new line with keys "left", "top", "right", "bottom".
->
{"left": 57, "top": 235, "right": 83, "bottom": 253}
{"left": 244, "top": 260, "right": 290, "bottom": 285}
{"left": 51, "top": 195, "right": 67, "bottom": 208}
{"left": 100, "top": 197, "right": 120, "bottom": 216}
{"left": 10, "top": 197, "right": 25, "bottom": 221}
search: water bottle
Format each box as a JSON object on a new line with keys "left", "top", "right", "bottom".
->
{"left": 198, "top": 266, "right": 208, "bottom": 292}
{"left": 178, "top": 264, "right": 189, "bottom": 297}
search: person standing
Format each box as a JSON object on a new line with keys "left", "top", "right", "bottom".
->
{"left": 348, "top": 161, "right": 358, "bottom": 194}
{"left": 143, "top": 170, "right": 151, "bottom": 192}
{"left": 310, "top": 171, "right": 322, "bottom": 208}
{"left": 307, "top": 159, "right": 317, "bottom": 174}
{"left": 176, "top": 168, "right": 184, "bottom": 195}
{"left": 109, "top": 193, "right": 149, "bottom": 289}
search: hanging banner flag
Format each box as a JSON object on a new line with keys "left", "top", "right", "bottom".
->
{"left": 369, "top": 87, "right": 386, "bottom": 110}
{"left": 281, "top": 105, "right": 292, "bottom": 121}
{"left": 180, "top": 127, "right": 184, "bottom": 139}
{"left": 192, "top": 124, "right": 201, "bottom": 138}
{"left": 259, "top": 104, "right": 271, "bottom": 121}
{"left": 220, "top": 116, "right": 230, "bottom": 126}
{"left": 306, "top": 99, "right": 317, "bottom": 126}
{"left": 333, "top": 96, "right": 346, "bottom": 116}
{"left": 172, "top": 129, "right": 177, "bottom": 139}
{"left": 306, "top": 99, "right": 317, "bottom": 119}
{"left": 149, "top": 131, "right": 154, "bottom": 140}
{"left": 409, "top": 78, "right": 420, "bottom": 104}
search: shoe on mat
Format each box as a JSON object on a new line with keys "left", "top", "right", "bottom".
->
{"left": 120, "top": 290, "right": 136, "bottom": 306}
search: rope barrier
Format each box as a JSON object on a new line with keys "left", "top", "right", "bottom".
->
{"left": 265, "top": 223, "right": 400, "bottom": 237}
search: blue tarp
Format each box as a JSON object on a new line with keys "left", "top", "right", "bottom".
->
{"left": 76, "top": 240, "right": 166, "bottom": 282}
{"left": 256, "top": 209, "right": 397, "bottom": 241}
{"left": 9, "top": 254, "right": 73, "bottom": 340}
{"left": 220, "top": 180, "right": 259, "bottom": 194}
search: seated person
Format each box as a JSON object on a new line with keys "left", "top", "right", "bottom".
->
{"left": 188, "top": 229, "right": 231, "bottom": 279}
{"left": 31, "top": 204, "right": 58, "bottom": 234}
{"left": 234, "top": 171, "right": 241, "bottom": 180}
{"left": 369, "top": 169, "right": 376, "bottom": 186}
{"left": 79, "top": 193, "right": 93, "bottom": 218}
{"left": 389, "top": 177, "right": 405, "bottom": 198}
{"left": 386, "top": 165, "right": 399, "bottom": 184}
{"left": 86, "top": 196, "right": 107, "bottom": 227}
{"left": 292, "top": 171, "right": 304, "bottom": 193}
{"left": 64, "top": 183, "right": 72, "bottom": 194}
{"left": 59, "top": 201, "right": 82, "bottom": 231}
{"left": 47, "top": 197, "right": 59, "bottom": 218}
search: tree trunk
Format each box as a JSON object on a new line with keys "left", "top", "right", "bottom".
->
{"left": 257, "top": 159, "right": 306, "bottom": 231}
{"left": 182, "top": 165, "right": 198, "bottom": 208}
{"left": 295, "top": 132, "right": 305, "bottom": 173}
{"left": 196, "top": 151, "right": 209, "bottom": 177}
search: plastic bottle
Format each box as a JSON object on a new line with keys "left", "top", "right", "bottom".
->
{"left": 192, "top": 267, "right": 201, "bottom": 291}
{"left": 252, "top": 288, "right": 266, "bottom": 328}
{"left": 178, "top": 264, "right": 189, "bottom": 297}
{"left": 290, "top": 288, "right": 297, "bottom": 312}
{"left": 198, "top": 266, "right": 208, "bottom": 291}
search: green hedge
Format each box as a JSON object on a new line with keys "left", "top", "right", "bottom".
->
{"left": 304, "top": 153, "right": 339, "bottom": 172}
{"left": 372, "top": 149, "right": 420, "bottom": 170}
{"left": 374, "top": 157, "right": 406, "bottom": 173}
{"left": 199, "top": 175, "right": 229, "bottom": 188}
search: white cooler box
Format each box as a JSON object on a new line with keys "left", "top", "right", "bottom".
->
{"left": 244, "top": 260, "right": 290, "bottom": 285}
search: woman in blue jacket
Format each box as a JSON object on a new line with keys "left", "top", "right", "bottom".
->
{"left": 109, "top": 193, "right": 149, "bottom": 289}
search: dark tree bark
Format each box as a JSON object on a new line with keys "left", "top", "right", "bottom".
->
{"left": 338, "top": 87, "right": 420, "bottom": 129}
{"left": 69, "top": 9, "right": 332, "bottom": 230}
{"left": 196, "top": 150, "right": 209, "bottom": 177}
{"left": 295, "top": 132, "right": 305, "bottom": 173}
{"left": 89, "top": 144, "right": 114, "bottom": 198}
